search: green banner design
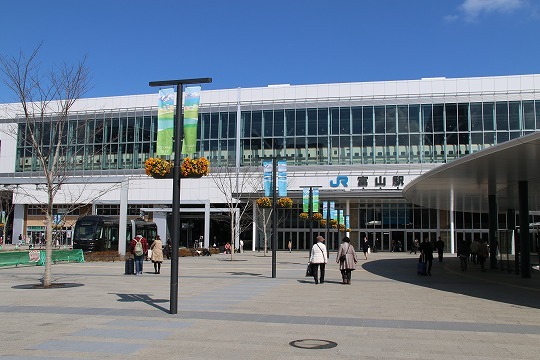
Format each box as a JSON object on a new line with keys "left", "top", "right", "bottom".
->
{"left": 181, "top": 86, "right": 201, "bottom": 154}
{"left": 156, "top": 88, "right": 175, "bottom": 155}
{"left": 312, "top": 188, "right": 319, "bottom": 212}
{"left": 302, "top": 188, "right": 309, "bottom": 213}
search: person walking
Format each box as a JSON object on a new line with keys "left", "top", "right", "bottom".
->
{"left": 150, "top": 235, "right": 164, "bottom": 274}
{"left": 435, "top": 236, "right": 445, "bottom": 262}
{"left": 309, "top": 236, "right": 328, "bottom": 284}
{"left": 419, "top": 237, "right": 434, "bottom": 276}
{"left": 239, "top": 239, "right": 244, "bottom": 253}
{"left": 336, "top": 236, "right": 358, "bottom": 284}
{"left": 477, "top": 238, "right": 489, "bottom": 272}
{"left": 361, "top": 236, "right": 370, "bottom": 260}
{"left": 457, "top": 239, "right": 471, "bottom": 271}
{"left": 410, "top": 238, "right": 419, "bottom": 254}
{"left": 129, "top": 234, "right": 148, "bottom": 275}
{"left": 288, "top": 240, "right": 292, "bottom": 253}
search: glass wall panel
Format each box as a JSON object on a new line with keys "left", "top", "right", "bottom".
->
{"left": 352, "top": 107, "right": 362, "bottom": 134}
{"left": 470, "top": 103, "right": 482, "bottom": 131}
{"left": 296, "top": 109, "right": 306, "bottom": 136}
{"left": 445, "top": 104, "right": 457, "bottom": 132}
{"left": 508, "top": 102, "right": 520, "bottom": 131}
{"left": 241, "top": 112, "right": 250, "bottom": 138}
{"left": 340, "top": 108, "right": 350, "bottom": 134}
{"left": 374, "top": 106, "right": 385, "bottom": 133}
{"left": 536, "top": 101, "right": 540, "bottom": 129}
{"left": 458, "top": 104, "right": 468, "bottom": 132}
{"left": 263, "top": 110, "right": 273, "bottom": 137}
{"left": 274, "top": 110, "right": 284, "bottom": 137}
{"left": 251, "top": 111, "right": 262, "bottom": 137}
{"left": 363, "top": 106, "right": 373, "bottom": 134}
{"left": 285, "top": 109, "right": 295, "bottom": 136}
{"left": 385, "top": 105, "right": 396, "bottom": 133}
{"left": 523, "top": 101, "right": 535, "bottom": 130}
{"left": 307, "top": 109, "right": 317, "bottom": 136}
{"left": 410, "top": 133, "right": 420, "bottom": 163}
{"left": 318, "top": 109, "right": 328, "bottom": 135}
{"left": 496, "top": 102, "right": 509, "bottom": 130}
{"left": 331, "top": 108, "right": 339, "bottom": 134}
{"left": 483, "top": 103, "right": 494, "bottom": 131}
{"left": 433, "top": 105, "right": 444, "bottom": 132}
{"left": 397, "top": 105, "right": 408, "bottom": 133}
{"left": 422, "top": 105, "right": 433, "bottom": 133}
{"left": 409, "top": 105, "right": 420, "bottom": 132}
{"left": 363, "top": 135, "right": 374, "bottom": 164}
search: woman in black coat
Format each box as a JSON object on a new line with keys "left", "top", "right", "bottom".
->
{"left": 361, "top": 236, "right": 370, "bottom": 260}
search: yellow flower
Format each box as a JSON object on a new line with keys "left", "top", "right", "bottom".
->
{"left": 256, "top": 197, "right": 272, "bottom": 208}
{"left": 145, "top": 158, "right": 172, "bottom": 177}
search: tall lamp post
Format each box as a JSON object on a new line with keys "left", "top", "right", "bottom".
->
{"left": 300, "top": 186, "right": 322, "bottom": 251}
{"left": 149, "top": 77, "right": 212, "bottom": 315}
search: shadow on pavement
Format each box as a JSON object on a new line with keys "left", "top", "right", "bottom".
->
{"left": 362, "top": 257, "right": 540, "bottom": 309}
{"left": 113, "top": 293, "right": 169, "bottom": 313}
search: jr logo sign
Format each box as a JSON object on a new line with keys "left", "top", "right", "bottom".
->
{"left": 330, "top": 176, "right": 348, "bottom": 188}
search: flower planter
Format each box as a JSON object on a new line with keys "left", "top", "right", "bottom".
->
{"left": 151, "top": 172, "right": 173, "bottom": 179}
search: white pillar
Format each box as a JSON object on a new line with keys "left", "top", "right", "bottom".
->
{"left": 12, "top": 203, "right": 25, "bottom": 243}
{"left": 345, "top": 199, "right": 351, "bottom": 238}
{"left": 450, "top": 188, "right": 455, "bottom": 254}
{"left": 154, "top": 211, "right": 168, "bottom": 244}
{"left": 118, "top": 179, "right": 129, "bottom": 256}
{"left": 252, "top": 199, "right": 257, "bottom": 251}
{"left": 204, "top": 202, "right": 210, "bottom": 248}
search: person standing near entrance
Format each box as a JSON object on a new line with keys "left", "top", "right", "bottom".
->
{"left": 336, "top": 236, "right": 358, "bottom": 284}
{"left": 457, "top": 239, "right": 470, "bottom": 271}
{"left": 420, "top": 237, "right": 434, "bottom": 276}
{"left": 410, "top": 238, "right": 419, "bottom": 254}
{"left": 435, "top": 236, "right": 445, "bottom": 262}
{"left": 361, "top": 237, "right": 370, "bottom": 260}
{"left": 129, "top": 234, "right": 148, "bottom": 275}
{"left": 288, "top": 240, "right": 292, "bottom": 253}
{"left": 309, "top": 236, "right": 328, "bottom": 284}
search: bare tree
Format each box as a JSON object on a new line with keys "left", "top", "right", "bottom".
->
{"left": 209, "top": 165, "right": 262, "bottom": 259}
{"left": 0, "top": 188, "right": 16, "bottom": 244}
{"left": 1, "top": 46, "right": 93, "bottom": 287}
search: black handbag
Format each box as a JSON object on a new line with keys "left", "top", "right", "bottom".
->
{"left": 305, "top": 263, "right": 313, "bottom": 277}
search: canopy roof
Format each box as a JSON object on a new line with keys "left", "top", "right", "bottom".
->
{"left": 403, "top": 132, "right": 540, "bottom": 213}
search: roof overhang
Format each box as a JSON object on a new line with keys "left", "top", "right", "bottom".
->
{"left": 403, "top": 131, "right": 540, "bottom": 213}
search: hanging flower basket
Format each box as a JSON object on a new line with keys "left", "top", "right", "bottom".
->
{"left": 256, "top": 197, "right": 272, "bottom": 208}
{"left": 320, "top": 219, "right": 327, "bottom": 227}
{"left": 181, "top": 157, "right": 210, "bottom": 177}
{"left": 346, "top": 228, "right": 351, "bottom": 232}
{"left": 339, "top": 224, "right": 346, "bottom": 231}
{"left": 299, "top": 212, "right": 309, "bottom": 220}
{"left": 145, "top": 157, "right": 173, "bottom": 178}
{"left": 329, "top": 219, "right": 338, "bottom": 227}
{"left": 277, "top": 197, "right": 293, "bottom": 208}
{"left": 312, "top": 213, "right": 323, "bottom": 221}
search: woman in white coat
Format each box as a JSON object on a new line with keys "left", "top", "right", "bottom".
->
{"left": 309, "top": 236, "right": 328, "bottom": 284}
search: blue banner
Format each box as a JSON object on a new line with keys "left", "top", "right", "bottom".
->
{"left": 277, "top": 160, "right": 287, "bottom": 197}
{"left": 330, "top": 201, "right": 336, "bottom": 220}
{"left": 345, "top": 215, "right": 350, "bottom": 229}
{"left": 263, "top": 160, "right": 272, "bottom": 197}
{"left": 322, "top": 201, "right": 327, "bottom": 220}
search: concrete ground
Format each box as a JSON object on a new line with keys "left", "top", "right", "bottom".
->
{"left": 0, "top": 249, "right": 539, "bottom": 359}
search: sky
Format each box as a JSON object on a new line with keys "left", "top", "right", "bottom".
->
{"left": 0, "top": 0, "right": 539, "bottom": 102}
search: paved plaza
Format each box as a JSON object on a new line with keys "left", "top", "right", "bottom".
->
{"left": 0, "top": 250, "right": 539, "bottom": 359}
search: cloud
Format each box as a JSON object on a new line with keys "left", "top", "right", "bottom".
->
{"left": 459, "top": 0, "right": 525, "bottom": 19}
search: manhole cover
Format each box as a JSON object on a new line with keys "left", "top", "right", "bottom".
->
{"left": 289, "top": 339, "right": 338, "bottom": 349}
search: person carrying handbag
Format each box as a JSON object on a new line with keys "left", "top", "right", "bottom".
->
{"left": 336, "top": 236, "right": 358, "bottom": 284}
{"left": 309, "top": 236, "right": 328, "bottom": 284}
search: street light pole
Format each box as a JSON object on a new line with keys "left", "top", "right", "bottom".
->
{"left": 149, "top": 77, "right": 212, "bottom": 315}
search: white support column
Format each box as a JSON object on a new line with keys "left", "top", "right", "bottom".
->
{"left": 118, "top": 179, "right": 129, "bottom": 256}
{"left": 450, "top": 188, "right": 455, "bottom": 254}
{"left": 12, "top": 203, "right": 25, "bottom": 243}
{"left": 154, "top": 211, "right": 168, "bottom": 244}
{"left": 252, "top": 199, "right": 257, "bottom": 251}
{"left": 204, "top": 202, "right": 210, "bottom": 248}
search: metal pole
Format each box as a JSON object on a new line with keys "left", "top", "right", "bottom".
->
{"left": 271, "top": 157, "right": 277, "bottom": 278}
{"left": 170, "top": 84, "right": 183, "bottom": 314}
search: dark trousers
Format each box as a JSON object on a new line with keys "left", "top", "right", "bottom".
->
{"left": 312, "top": 263, "right": 325, "bottom": 283}
{"left": 459, "top": 255, "right": 468, "bottom": 271}
{"left": 478, "top": 255, "right": 486, "bottom": 270}
{"left": 340, "top": 269, "right": 352, "bottom": 282}
{"left": 438, "top": 250, "right": 444, "bottom": 262}
{"left": 424, "top": 257, "right": 433, "bottom": 275}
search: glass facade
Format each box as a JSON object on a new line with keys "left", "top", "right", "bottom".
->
{"left": 15, "top": 100, "right": 540, "bottom": 171}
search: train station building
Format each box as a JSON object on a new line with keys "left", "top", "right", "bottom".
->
{"left": 1, "top": 74, "right": 539, "bottom": 261}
